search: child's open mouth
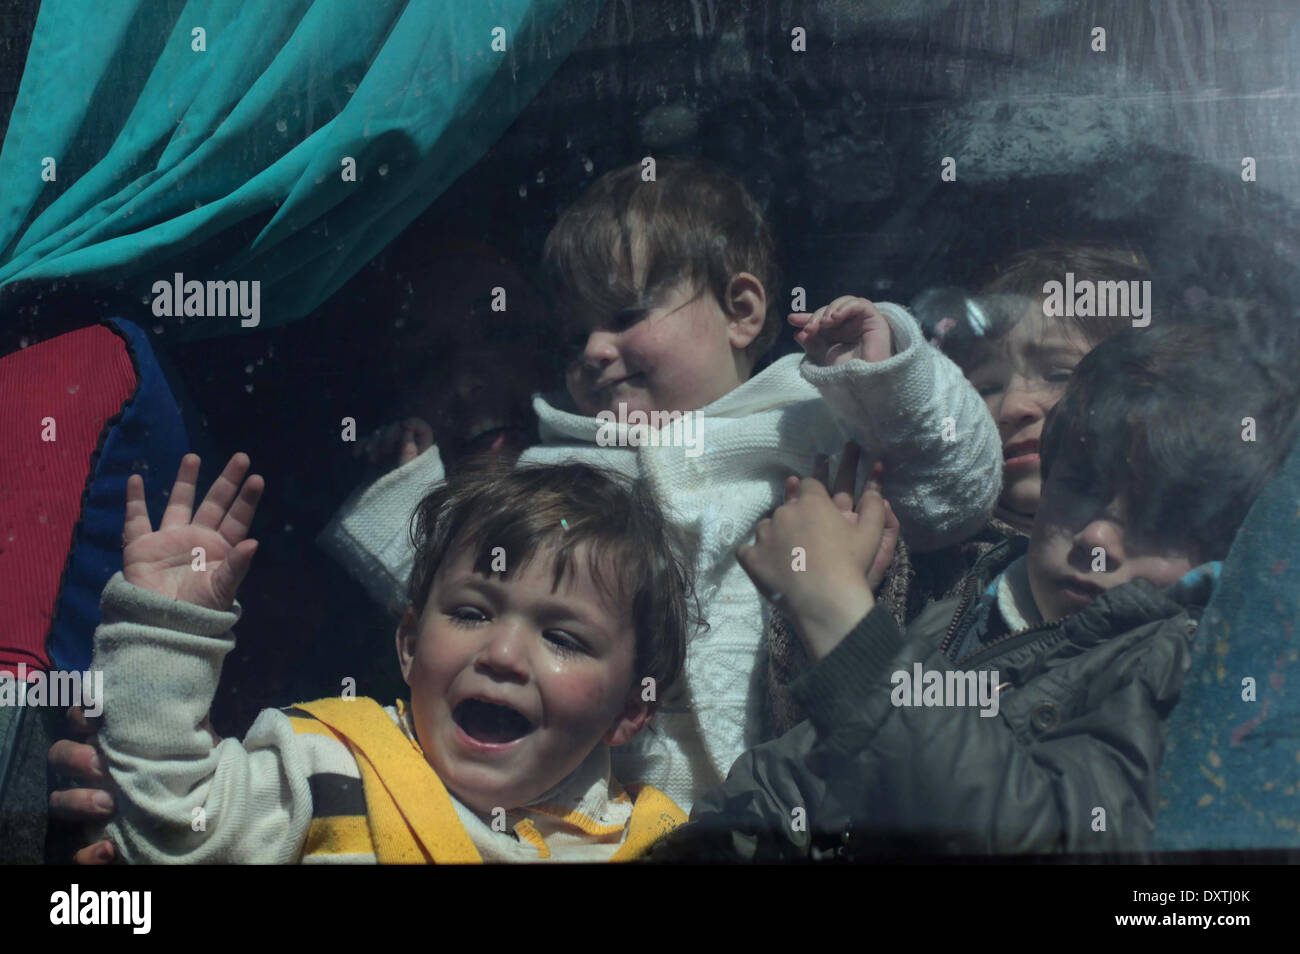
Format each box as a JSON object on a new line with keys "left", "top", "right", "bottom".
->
{"left": 453, "top": 698, "right": 535, "bottom": 746}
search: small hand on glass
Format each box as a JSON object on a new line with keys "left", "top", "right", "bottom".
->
{"left": 789, "top": 296, "right": 894, "bottom": 366}
{"left": 122, "top": 453, "right": 263, "bottom": 612}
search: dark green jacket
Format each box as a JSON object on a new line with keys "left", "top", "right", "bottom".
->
{"left": 649, "top": 539, "right": 1213, "bottom": 861}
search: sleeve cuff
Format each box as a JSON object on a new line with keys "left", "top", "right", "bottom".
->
{"left": 315, "top": 445, "right": 445, "bottom": 613}
{"left": 99, "top": 571, "right": 241, "bottom": 639}
{"left": 791, "top": 603, "right": 906, "bottom": 734}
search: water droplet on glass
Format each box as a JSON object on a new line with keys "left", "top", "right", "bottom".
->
{"left": 582, "top": 156, "right": 594, "bottom": 174}
{"left": 518, "top": 184, "right": 527, "bottom": 198}
{"left": 19, "top": 337, "right": 29, "bottom": 348}
{"left": 535, "top": 170, "right": 545, "bottom": 184}
{"left": 276, "top": 118, "right": 288, "bottom": 133}
{"left": 245, "top": 383, "right": 254, "bottom": 393}
{"left": 244, "top": 364, "right": 254, "bottom": 374}
{"left": 153, "top": 325, "right": 164, "bottom": 335}
{"left": 67, "top": 384, "right": 80, "bottom": 395}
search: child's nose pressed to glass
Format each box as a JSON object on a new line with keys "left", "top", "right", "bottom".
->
{"left": 1026, "top": 465, "right": 1196, "bottom": 622}
{"left": 395, "top": 540, "right": 652, "bottom": 815}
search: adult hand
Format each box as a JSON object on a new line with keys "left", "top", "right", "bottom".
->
{"left": 48, "top": 706, "right": 116, "bottom": 864}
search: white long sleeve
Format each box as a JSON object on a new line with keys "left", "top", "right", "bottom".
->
{"left": 317, "top": 444, "right": 448, "bottom": 615}
{"left": 94, "top": 573, "right": 314, "bottom": 864}
{"left": 799, "top": 301, "right": 1002, "bottom": 551}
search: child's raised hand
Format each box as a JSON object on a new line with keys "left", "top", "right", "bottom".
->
{"left": 789, "top": 295, "right": 893, "bottom": 366}
{"left": 122, "top": 454, "right": 263, "bottom": 612}
{"left": 737, "top": 466, "right": 890, "bottom": 661}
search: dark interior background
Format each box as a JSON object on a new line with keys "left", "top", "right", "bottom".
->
{"left": 4, "top": 0, "right": 1298, "bottom": 733}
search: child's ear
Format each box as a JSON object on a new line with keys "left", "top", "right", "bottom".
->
{"left": 603, "top": 687, "right": 655, "bottom": 748}
{"left": 395, "top": 607, "right": 420, "bottom": 685}
{"left": 724, "top": 272, "right": 767, "bottom": 352}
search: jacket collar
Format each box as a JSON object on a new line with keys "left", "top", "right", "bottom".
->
{"left": 533, "top": 353, "right": 810, "bottom": 444}
{"left": 953, "top": 535, "right": 1219, "bottom": 657}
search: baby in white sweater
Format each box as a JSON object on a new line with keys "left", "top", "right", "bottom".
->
{"left": 321, "top": 158, "right": 1002, "bottom": 810}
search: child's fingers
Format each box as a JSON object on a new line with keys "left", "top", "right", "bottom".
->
{"left": 787, "top": 312, "right": 814, "bottom": 327}
{"left": 864, "top": 460, "right": 886, "bottom": 493}
{"left": 794, "top": 475, "right": 831, "bottom": 502}
{"left": 783, "top": 475, "right": 801, "bottom": 504}
{"left": 804, "top": 305, "right": 829, "bottom": 333}
{"left": 866, "top": 500, "right": 900, "bottom": 592}
{"left": 827, "top": 295, "right": 866, "bottom": 317}
{"left": 216, "top": 473, "right": 264, "bottom": 546}
{"left": 159, "top": 454, "right": 201, "bottom": 529}
{"left": 65, "top": 705, "right": 100, "bottom": 736}
{"left": 882, "top": 497, "right": 899, "bottom": 531}
{"left": 734, "top": 543, "right": 778, "bottom": 601}
{"left": 47, "top": 737, "right": 106, "bottom": 786}
{"left": 847, "top": 296, "right": 878, "bottom": 317}
{"left": 832, "top": 442, "right": 861, "bottom": 500}
{"left": 122, "top": 474, "right": 153, "bottom": 546}
{"left": 855, "top": 459, "right": 885, "bottom": 510}
{"left": 193, "top": 453, "right": 251, "bottom": 530}
{"left": 73, "top": 841, "right": 116, "bottom": 866}
{"left": 50, "top": 787, "right": 116, "bottom": 825}
{"left": 811, "top": 453, "right": 830, "bottom": 488}
{"left": 213, "top": 539, "right": 259, "bottom": 604}
{"left": 819, "top": 296, "right": 867, "bottom": 332}
{"left": 853, "top": 480, "right": 888, "bottom": 543}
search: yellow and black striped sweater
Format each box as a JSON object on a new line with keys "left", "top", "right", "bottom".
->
{"left": 94, "top": 572, "right": 684, "bottom": 863}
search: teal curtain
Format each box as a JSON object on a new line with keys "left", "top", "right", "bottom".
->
{"left": 0, "top": 0, "right": 598, "bottom": 340}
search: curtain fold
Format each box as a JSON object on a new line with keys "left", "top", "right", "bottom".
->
{"left": 0, "top": 0, "right": 599, "bottom": 339}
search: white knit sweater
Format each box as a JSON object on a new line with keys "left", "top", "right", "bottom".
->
{"left": 318, "top": 302, "right": 1002, "bottom": 810}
